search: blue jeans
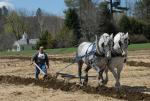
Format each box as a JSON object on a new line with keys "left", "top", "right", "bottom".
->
{"left": 35, "top": 63, "right": 47, "bottom": 80}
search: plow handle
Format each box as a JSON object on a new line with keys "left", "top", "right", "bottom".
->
{"left": 33, "top": 63, "right": 46, "bottom": 75}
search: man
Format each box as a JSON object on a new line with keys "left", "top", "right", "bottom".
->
{"left": 32, "top": 46, "right": 49, "bottom": 80}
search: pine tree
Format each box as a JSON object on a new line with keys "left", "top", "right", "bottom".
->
{"left": 36, "top": 31, "right": 53, "bottom": 49}
{"left": 2, "top": 6, "right": 8, "bottom": 16}
{"left": 119, "top": 15, "right": 131, "bottom": 32}
{"left": 64, "top": 8, "right": 82, "bottom": 45}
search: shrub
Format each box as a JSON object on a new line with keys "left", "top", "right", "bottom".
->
{"left": 36, "top": 31, "right": 53, "bottom": 49}
{"left": 55, "top": 27, "right": 74, "bottom": 48}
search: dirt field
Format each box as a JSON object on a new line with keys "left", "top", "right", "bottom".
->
{"left": 0, "top": 50, "right": 150, "bottom": 101}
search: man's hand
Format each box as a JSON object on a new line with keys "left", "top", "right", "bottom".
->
{"left": 30, "top": 62, "right": 33, "bottom": 65}
{"left": 47, "top": 65, "right": 49, "bottom": 69}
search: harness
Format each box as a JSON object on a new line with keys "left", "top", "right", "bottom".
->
{"left": 56, "top": 36, "right": 110, "bottom": 76}
{"left": 111, "top": 51, "right": 124, "bottom": 57}
{"left": 76, "top": 43, "right": 105, "bottom": 62}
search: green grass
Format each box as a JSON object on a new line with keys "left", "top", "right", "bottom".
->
{"left": 0, "top": 43, "right": 150, "bottom": 57}
{"left": 0, "top": 47, "right": 77, "bottom": 57}
{"left": 128, "top": 43, "right": 150, "bottom": 51}
{"left": 45, "top": 47, "right": 76, "bottom": 54}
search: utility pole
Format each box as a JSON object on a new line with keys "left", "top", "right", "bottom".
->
{"left": 110, "top": 0, "right": 113, "bottom": 14}
{"left": 108, "top": 0, "right": 128, "bottom": 14}
{"left": 125, "top": 0, "right": 128, "bottom": 15}
{"left": 109, "top": 0, "right": 114, "bottom": 23}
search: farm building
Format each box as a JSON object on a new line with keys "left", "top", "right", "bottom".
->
{"left": 12, "top": 32, "right": 39, "bottom": 51}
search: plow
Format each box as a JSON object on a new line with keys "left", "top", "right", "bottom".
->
{"left": 56, "top": 72, "right": 96, "bottom": 79}
{"left": 33, "top": 60, "right": 97, "bottom": 80}
{"left": 55, "top": 62, "right": 97, "bottom": 80}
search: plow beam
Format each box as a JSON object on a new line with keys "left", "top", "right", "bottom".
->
{"left": 56, "top": 72, "right": 96, "bottom": 79}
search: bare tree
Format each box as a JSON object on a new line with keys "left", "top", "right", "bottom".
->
{"left": 79, "top": 0, "right": 98, "bottom": 41}
{"left": 0, "top": 33, "right": 15, "bottom": 51}
{"left": 44, "top": 15, "right": 64, "bottom": 35}
{"left": 64, "top": 0, "right": 100, "bottom": 41}
{"left": 4, "top": 11, "right": 29, "bottom": 40}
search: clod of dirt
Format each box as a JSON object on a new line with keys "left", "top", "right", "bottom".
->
{"left": 11, "top": 91, "right": 22, "bottom": 96}
{"left": 127, "top": 61, "right": 150, "bottom": 67}
{"left": 7, "top": 64, "right": 10, "bottom": 66}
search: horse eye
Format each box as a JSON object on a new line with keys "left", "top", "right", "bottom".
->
{"left": 119, "top": 41, "right": 122, "bottom": 46}
{"left": 124, "top": 39, "right": 128, "bottom": 44}
{"left": 102, "top": 43, "right": 104, "bottom": 47}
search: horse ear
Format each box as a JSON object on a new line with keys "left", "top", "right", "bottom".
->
{"left": 126, "top": 32, "right": 128, "bottom": 37}
{"left": 110, "top": 33, "right": 113, "bottom": 39}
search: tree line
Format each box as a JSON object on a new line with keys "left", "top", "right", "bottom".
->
{"left": 62, "top": 0, "right": 150, "bottom": 44}
{"left": 0, "top": 7, "right": 64, "bottom": 51}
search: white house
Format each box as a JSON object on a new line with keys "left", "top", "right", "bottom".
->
{"left": 12, "top": 32, "right": 39, "bottom": 51}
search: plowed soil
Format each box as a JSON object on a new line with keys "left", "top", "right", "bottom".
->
{"left": 0, "top": 50, "right": 150, "bottom": 101}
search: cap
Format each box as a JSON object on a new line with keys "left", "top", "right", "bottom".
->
{"left": 39, "top": 46, "right": 44, "bottom": 49}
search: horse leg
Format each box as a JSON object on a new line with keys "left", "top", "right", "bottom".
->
{"left": 83, "top": 66, "right": 91, "bottom": 85}
{"left": 102, "top": 67, "right": 109, "bottom": 85}
{"left": 109, "top": 66, "right": 120, "bottom": 91}
{"left": 98, "top": 69, "right": 105, "bottom": 86}
{"left": 78, "top": 60, "right": 83, "bottom": 84}
{"left": 116, "top": 65, "right": 123, "bottom": 90}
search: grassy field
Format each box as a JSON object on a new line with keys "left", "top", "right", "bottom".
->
{"left": 128, "top": 43, "right": 150, "bottom": 50}
{"left": 0, "top": 47, "right": 76, "bottom": 57}
{"left": 0, "top": 43, "right": 150, "bottom": 57}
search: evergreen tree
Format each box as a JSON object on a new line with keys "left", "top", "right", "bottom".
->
{"left": 36, "top": 8, "right": 42, "bottom": 17}
{"left": 2, "top": 6, "right": 8, "bottom": 16}
{"left": 97, "top": 2, "right": 116, "bottom": 34}
{"left": 119, "top": 15, "right": 131, "bottom": 32}
{"left": 0, "top": 8, "right": 2, "bottom": 18}
{"left": 36, "top": 31, "right": 53, "bottom": 49}
{"left": 64, "top": 8, "right": 81, "bottom": 45}
{"left": 36, "top": 8, "right": 44, "bottom": 33}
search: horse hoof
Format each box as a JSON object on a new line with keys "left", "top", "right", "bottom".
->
{"left": 102, "top": 80, "right": 108, "bottom": 85}
{"left": 98, "top": 82, "right": 105, "bottom": 87}
{"left": 115, "top": 86, "right": 122, "bottom": 93}
{"left": 79, "top": 83, "right": 84, "bottom": 87}
{"left": 78, "top": 81, "right": 83, "bottom": 86}
{"left": 82, "top": 81, "right": 88, "bottom": 86}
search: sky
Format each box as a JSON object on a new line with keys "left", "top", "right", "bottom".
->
{"left": 0, "top": 0, "right": 135, "bottom": 16}
{"left": 0, "top": 0, "right": 67, "bottom": 16}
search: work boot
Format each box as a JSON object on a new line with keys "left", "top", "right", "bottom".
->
{"left": 43, "top": 75, "right": 48, "bottom": 81}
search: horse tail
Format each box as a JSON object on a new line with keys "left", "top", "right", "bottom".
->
{"left": 75, "top": 51, "right": 79, "bottom": 63}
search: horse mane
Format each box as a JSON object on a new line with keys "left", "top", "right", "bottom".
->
{"left": 114, "top": 32, "right": 124, "bottom": 43}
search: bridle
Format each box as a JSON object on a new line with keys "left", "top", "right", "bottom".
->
{"left": 101, "top": 35, "right": 111, "bottom": 55}
{"left": 118, "top": 34, "right": 129, "bottom": 55}
{"left": 96, "top": 34, "right": 112, "bottom": 57}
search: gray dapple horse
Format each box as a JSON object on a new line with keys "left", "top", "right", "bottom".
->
{"left": 76, "top": 33, "right": 113, "bottom": 86}
{"left": 105, "top": 32, "right": 130, "bottom": 91}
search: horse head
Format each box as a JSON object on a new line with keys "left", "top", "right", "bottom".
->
{"left": 96, "top": 33, "right": 114, "bottom": 59}
{"left": 114, "top": 32, "right": 130, "bottom": 56}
